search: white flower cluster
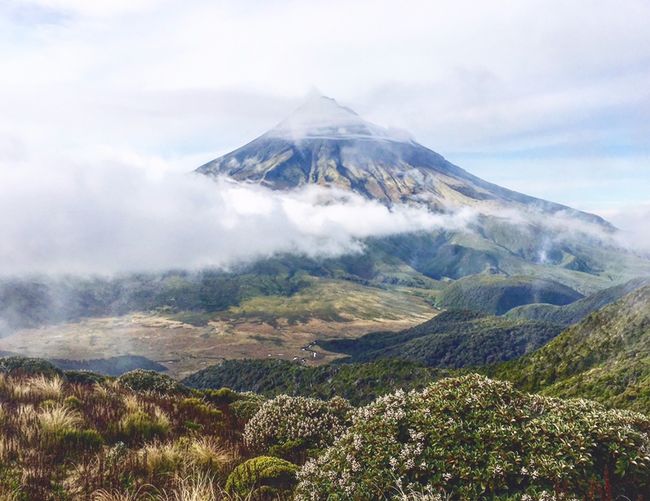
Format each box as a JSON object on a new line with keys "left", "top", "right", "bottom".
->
{"left": 243, "top": 395, "right": 352, "bottom": 452}
{"left": 294, "top": 374, "right": 650, "bottom": 500}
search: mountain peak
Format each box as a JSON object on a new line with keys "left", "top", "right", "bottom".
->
{"left": 267, "top": 94, "right": 411, "bottom": 143}
{"left": 196, "top": 96, "right": 609, "bottom": 228}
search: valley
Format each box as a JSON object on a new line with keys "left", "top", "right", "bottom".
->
{"left": 0, "top": 278, "right": 436, "bottom": 378}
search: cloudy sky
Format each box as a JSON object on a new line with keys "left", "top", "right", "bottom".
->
{"left": 0, "top": 0, "right": 648, "bottom": 237}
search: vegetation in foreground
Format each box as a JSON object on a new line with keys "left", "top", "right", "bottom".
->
{"left": 0, "top": 358, "right": 648, "bottom": 500}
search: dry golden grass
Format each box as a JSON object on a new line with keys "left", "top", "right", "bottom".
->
{"left": 91, "top": 487, "right": 151, "bottom": 501}
{"left": 31, "top": 375, "right": 64, "bottom": 400}
{"left": 123, "top": 393, "right": 142, "bottom": 413}
{"left": 161, "top": 473, "right": 226, "bottom": 501}
{"left": 0, "top": 279, "right": 437, "bottom": 378}
{"left": 186, "top": 437, "right": 233, "bottom": 472}
{"left": 37, "top": 403, "right": 83, "bottom": 436}
{"left": 139, "top": 441, "right": 183, "bottom": 475}
{"left": 0, "top": 372, "right": 258, "bottom": 500}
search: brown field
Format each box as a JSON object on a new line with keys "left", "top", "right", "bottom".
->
{"left": 0, "top": 280, "right": 437, "bottom": 378}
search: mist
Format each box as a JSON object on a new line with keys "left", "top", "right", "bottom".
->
{"left": 1, "top": 148, "right": 647, "bottom": 278}
{"left": 0, "top": 153, "right": 479, "bottom": 277}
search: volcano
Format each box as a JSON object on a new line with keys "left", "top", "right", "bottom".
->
{"left": 197, "top": 94, "right": 606, "bottom": 227}
{"left": 194, "top": 94, "right": 650, "bottom": 293}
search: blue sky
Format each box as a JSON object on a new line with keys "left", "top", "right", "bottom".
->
{"left": 0, "top": 0, "right": 648, "bottom": 229}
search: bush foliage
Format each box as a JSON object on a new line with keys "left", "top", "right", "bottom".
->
{"left": 295, "top": 375, "right": 650, "bottom": 500}
{"left": 225, "top": 456, "right": 298, "bottom": 498}
{"left": 117, "top": 369, "right": 187, "bottom": 394}
{"left": 0, "top": 362, "right": 648, "bottom": 499}
{"left": 244, "top": 395, "right": 352, "bottom": 461}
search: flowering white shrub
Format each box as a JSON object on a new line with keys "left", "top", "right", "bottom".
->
{"left": 243, "top": 395, "right": 352, "bottom": 454}
{"left": 294, "top": 375, "right": 650, "bottom": 500}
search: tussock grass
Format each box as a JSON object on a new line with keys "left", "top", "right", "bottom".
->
{"left": 38, "top": 403, "right": 83, "bottom": 435}
{"left": 31, "top": 375, "right": 65, "bottom": 400}
{"left": 186, "top": 437, "right": 233, "bottom": 473}
{"left": 163, "top": 473, "right": 220, "bottom": 501}
{"left": 0, "top": 372, "right": 238, "bottom": 499}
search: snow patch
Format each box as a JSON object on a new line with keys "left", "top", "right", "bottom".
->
{"left": 267, "top": 94, "right": 414, "bottom": 143}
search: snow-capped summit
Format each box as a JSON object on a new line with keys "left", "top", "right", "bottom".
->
{"left": 267, "top": 94, "right": 411, "bottom": 143}
{"left": 196, "top": 95, "right": 607, "bottom": 227}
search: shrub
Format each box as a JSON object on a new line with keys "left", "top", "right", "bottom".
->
{"left": 244, "top": 395, "right": 351, "bottom": 459}
{"left": 0, "top": 357, "right": 62, "bottom": 378}
{"left": 118, "top": 410, "right": 170, "bottom": 443}
{"left": 65, "top": 370, "right": 106, "bottom": 385}
{"left": 229, "top": 393, "right": 265, "bottom": 423}
{"left": 202, "top": 387, "right": 240, "bottom": 405}
{"left": 117, "top": 370, "right": 186, "bottom": 394}
{"left": 178, "top": 398, "right": 223, "bottom": 421}
{"left": 295, "top": 375, "right": 650, "bottom": 500}
{"left": 58, "top": 428, "right": 104, "bottom": 451}
{"left": 225, "top": 456, "right": 298, "bottom": 499}
{"left": 64, "top": 395, "right": 83, "bottom": 410}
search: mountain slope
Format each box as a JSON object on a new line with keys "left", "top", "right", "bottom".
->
{"left": 505, "top": 276, "right": 650, "bottom": 325}
{"left": 437, "top": 274, "right": 583, "bottom": 315}
{"left": 197, "top": 95, "right": 650, "bottom": 293}
{"left": 491, "top": 285, "right": 650, "bottom": 413}
{"left": 198, "top": 95, "right": 607, "bottom": 225}
{"left": 318, "top": 310, "right": 563, "bottom": 368}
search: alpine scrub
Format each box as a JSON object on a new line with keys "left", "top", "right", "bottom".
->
{"left": 0, "top": 360, "right": 649, "bottom": 500}
{"left": 295, "top": 375, "right": 650, "bottom": 500}
{"left": 244, "top": 395, "right": 352, "bottom": 461}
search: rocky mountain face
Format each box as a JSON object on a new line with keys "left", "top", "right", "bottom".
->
{"left": 197, "top": 95, "right": 606, "bottom": 226}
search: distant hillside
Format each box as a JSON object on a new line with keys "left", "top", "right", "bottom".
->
{"left": 50, "top": 355, "right": 167, "bottom": 376}
{"left": 505, "top": 277, "right": 650, "bottom": 325}
{"left": 318, "top": 310, "right": 563, "bottom": 368}
{"left": 491, "top": 285, "right": 650, "bottom": 414}
{"left": 437, "top": 274, "right": 583, "bottom": 315}
{"left": 0, "top": 267, "right": 310, "bottom": 332}
{"left": 182, "top": 359, "right": 451, "bottom": 405}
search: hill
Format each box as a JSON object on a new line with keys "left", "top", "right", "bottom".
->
{"left": 318, "top": 310, "right": 563, "bottom": 368}
{"left": 505, "top": 276, "right": 650, "bottom": 325}
{"left": 436, "top": 274, "right": 583, "bottom": 315}
{"left": 491, "top": 285, "right": 650, "bottom": 414}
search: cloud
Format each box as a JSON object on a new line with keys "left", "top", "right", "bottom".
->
{"left": 0, "top": 0, "right": 648, "bottom": 196}
{"left": 2, "top": 144, "right": 647, "bottom": 279}
{"left": 7, "top": 0, "right": 163, "bottom": 19}
{"left": 0, "top": 152, "right": 476, "bottom": 276}
{"left": 595, "top": 203, "right": 650, "bottom": 252}
{"left": 0, "top": 0, "right": 648, "bottom": 271}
